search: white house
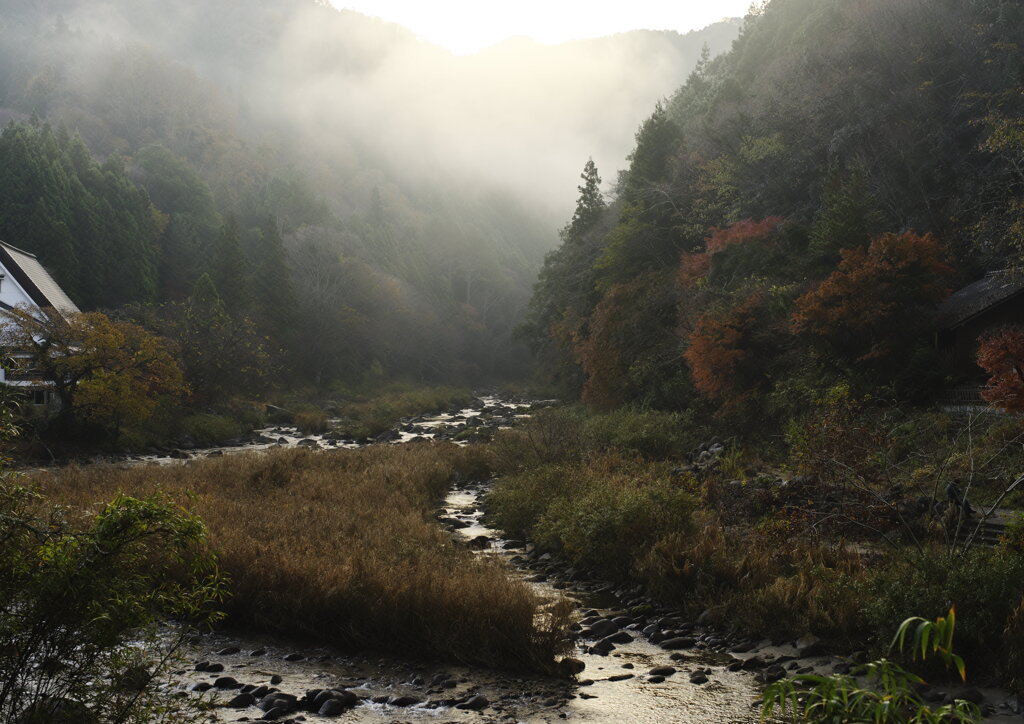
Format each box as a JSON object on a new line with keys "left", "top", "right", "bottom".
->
{"left": 0, "top": 240, "right": 80, "bottom": 404}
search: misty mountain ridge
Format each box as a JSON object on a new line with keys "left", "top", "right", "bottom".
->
{"left": 0, "top": 0, "right": 738, "bottom": 384}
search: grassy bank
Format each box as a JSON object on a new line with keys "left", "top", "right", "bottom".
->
{"left": 30, "top": 443, "right": 570, "bottom": 672}
{"left": 485, "top": 404, "right": 1024, "bottom": 684}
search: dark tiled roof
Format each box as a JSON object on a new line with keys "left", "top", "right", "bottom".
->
{"left": 0, "top": 241, "right": 80, "bottom": 319}
{"left": 934, "top": 270, "right": 1024, "bottom": 330}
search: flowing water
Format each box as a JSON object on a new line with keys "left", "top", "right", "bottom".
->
{"left": 162, "top": 396, "right": 772, "bottom": 723}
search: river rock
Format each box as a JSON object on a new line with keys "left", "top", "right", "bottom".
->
{"left": 283, "top": 652, "right": 304, "bottom": 661}
{"left": 759, "top": 665, "right": 787, "bottom": 683}
{"left": 317, "top": 699, "right": 347, "bottom": 716}
{"left": 647, "top": 675, "right": 665, "bottom": 684}
{"left": 587, "top": 619, "right": 619, "bottom": 638}
{"left": 557, "top": 658, "right": 586, "bottom": 676}
{"left": 659, "top": 636, "right": 695, "bottom": 650}
{"left": 214, "top": 676, "right": 241, "bottom": 689}
{"left": 456, "top": 694, "right": 489, "bottom": 710}
{"left": 607, "top": 674, "right": 634, "bottom": 682}
{"left": 648, "top": 666, "right": 676, "bottom": 677}
{"left": 389, "top": 695, "right": 421, "bottom": 707}
{"left": 226, "top": 693, "right": 256, "bottom": 708}
{"left": 689, "top": 672, "right": 709, "bottom": 685}
{"left": 603, "top": 631, "right": 634, "bottom": 645}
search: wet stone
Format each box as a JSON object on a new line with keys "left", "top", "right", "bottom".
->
{"left": 456, "top": 694, "right": 489, "bottom": 711}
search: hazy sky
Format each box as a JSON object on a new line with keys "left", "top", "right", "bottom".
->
{"left": 329, "top": 0, "right": 753, "bottom": 54}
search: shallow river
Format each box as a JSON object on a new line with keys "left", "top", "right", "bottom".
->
{"left": 158, "top": 397, "right": 1020, "bottom": 723}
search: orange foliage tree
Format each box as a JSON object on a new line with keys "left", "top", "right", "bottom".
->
{"left": 683, "top": 290, "right": 769, "bottom": 405}
{"left": 791, "top": 231, "right": 953, "bottom": 369}
{"left": 0, "top": 307, "right": 186, "bottom": 432}
{"left": 978, "top": 325, "right": 1024, "bottom": 412}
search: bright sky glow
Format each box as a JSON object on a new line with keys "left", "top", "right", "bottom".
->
{"left": 329, "top": 1, "right": 754, "bottom": 55}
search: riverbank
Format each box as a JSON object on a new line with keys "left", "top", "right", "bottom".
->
{"left": 481, "top": 403, "right": 1024, "bottom": 717}
{"left": 27, "top": 440, "right": 570, "bottom": 673}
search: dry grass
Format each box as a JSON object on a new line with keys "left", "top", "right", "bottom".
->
{"left": 292, "top": 410, "right": 328, "bottom": 434}
{"left": 27, "top": 444, "right": 569, "bottom": 672}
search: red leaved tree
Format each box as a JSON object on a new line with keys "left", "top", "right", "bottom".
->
{"left": 791, "top": 231, "right": 953, "bottom": 371}
{"left": 683, "top": 291, "right": 767, "bottom": 405}
{"left": 978, "top": 326, "right": 1024, "bottom": 412}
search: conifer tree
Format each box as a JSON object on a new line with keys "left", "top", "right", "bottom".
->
{"left": 211, "top": 214, "right": 250, "bottom": 317}
{"left": 252, "top": 214, "right": 296, "bottom": 342}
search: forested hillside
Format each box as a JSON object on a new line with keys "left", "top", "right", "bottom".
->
{"left": 525, "top": 0, "right": 1024, "bottom": 424}
{"left": 0, "top": 0, "right": 736, "bottom": 390}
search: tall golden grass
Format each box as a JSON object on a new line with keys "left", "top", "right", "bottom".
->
{"left": 27, "top": 444, "right": 569, "bottom": 672}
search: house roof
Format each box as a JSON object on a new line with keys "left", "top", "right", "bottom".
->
{"left": 934, "top": 269, "right": 1024, "bottom": 330}
{"left": 0, "top": 241, "right": 80, "bottom": 319}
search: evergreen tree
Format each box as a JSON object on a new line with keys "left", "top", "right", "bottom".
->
{"left": 211, "top": 215, "right": 250, "bottom": 317}
{"left": 252, "top": 214, "right": 296, "bottom": 342}
{"left": 561, "top": 158, "right": 605, "bottom": 245}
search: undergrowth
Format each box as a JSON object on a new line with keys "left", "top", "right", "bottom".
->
{"left": 32, "top": 443, "right": 570, "bottom": 673}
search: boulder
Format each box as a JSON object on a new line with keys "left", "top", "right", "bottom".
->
{"left": 456, "top": 695, "right": 489, "bottom": 711}
{"left": 226, "top": 693, "right": 255, "bottom": 708}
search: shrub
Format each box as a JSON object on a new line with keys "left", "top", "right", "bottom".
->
{"left": 763, "top": 608, "right": 981, "bottom": 723}
{"left": 293, "top": 409, "right": 328, "bottom": 434}
{"left": 0, "top": 483, "right": 225, "bottom": 723}
{"left": 179, "top": 413, "right": 245, "bottom": 447}
{"left": 583, "top": 407, "right": 701, "bottom": 459}
{"left": 489, "top": 453, "right": 696, "bottom": 579}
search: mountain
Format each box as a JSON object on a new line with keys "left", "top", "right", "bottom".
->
{"left": 0, "top": 0, "right": 739, "bottom": 385}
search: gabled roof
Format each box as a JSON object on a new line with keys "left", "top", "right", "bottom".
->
{"left": 934, "top": 269, "right": 1024, "bottom": 330}
{"left": 0, "top": 240, "right": 80, "bottom": 320}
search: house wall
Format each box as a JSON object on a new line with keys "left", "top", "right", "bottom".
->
{"left": 0, "top": 260, "right": 43, "bottom": 312}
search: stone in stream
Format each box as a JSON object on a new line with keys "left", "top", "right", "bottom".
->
{"left": 659, "top": 636, "right": 695, "bottom": 650}
{"left": 586, "top": 619, "right": 619, "bottom": 639}
{"left": 282, "top": 652, "right": 304, "bottom": 661}
{"left": 389, "top": 695, "right": 421, "bottom": 707}
{"left": 216, "top": 646, "right": 241, "bottom": 655}
{"left": 318, "top": 699, "right": 348, "bottom": 716}
{"left": 648, "top": 666, "right": 676, "bottom": 677}
{"left": 456, "top": 694, "right": 489, "bottom": 710}
{"left": 249, "top": 648, "right": 267, "bottom": 657}
{"left": 270, "top": 674, "right": 283, "bottom": 684}
{"left": 226, "top": 693, "right": 256, "bottom": 708}
{"left": 213, "top": 676, "right": 241, "bottom": 689}
{"left": 603, "top": 631, "right": 634, "bottom": 645}
{"left": 647, "top": 675, "right": 665, "bottom": 684}
{"left": 607, "top": 674, "right": 634, "bottom": 682}
{"left": 557, "top": 658, "right": 586, "bottom": 676}
{"left": 689, "top": 672, "right": 709, "bottom": 685}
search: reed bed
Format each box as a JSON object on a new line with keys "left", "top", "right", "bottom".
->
{"left": 27, "top": 444, "right": 569, "bottom": 672}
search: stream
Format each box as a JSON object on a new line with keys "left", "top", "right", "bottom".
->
{"left": 144, "top": 397, "right": 1016, "bottom": 723}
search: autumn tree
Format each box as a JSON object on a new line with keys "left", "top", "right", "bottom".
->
{"left": 0, "top": 307, "right": 186, "bottom": 433}
{"left": 791, "top": 230, "right": 954, "bottom": 382}
{"left": 682, "top": 289, "right": 782, "bottom": 410}
{"left": 977, "top": 325, "right": 1024, "bottom": 412}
